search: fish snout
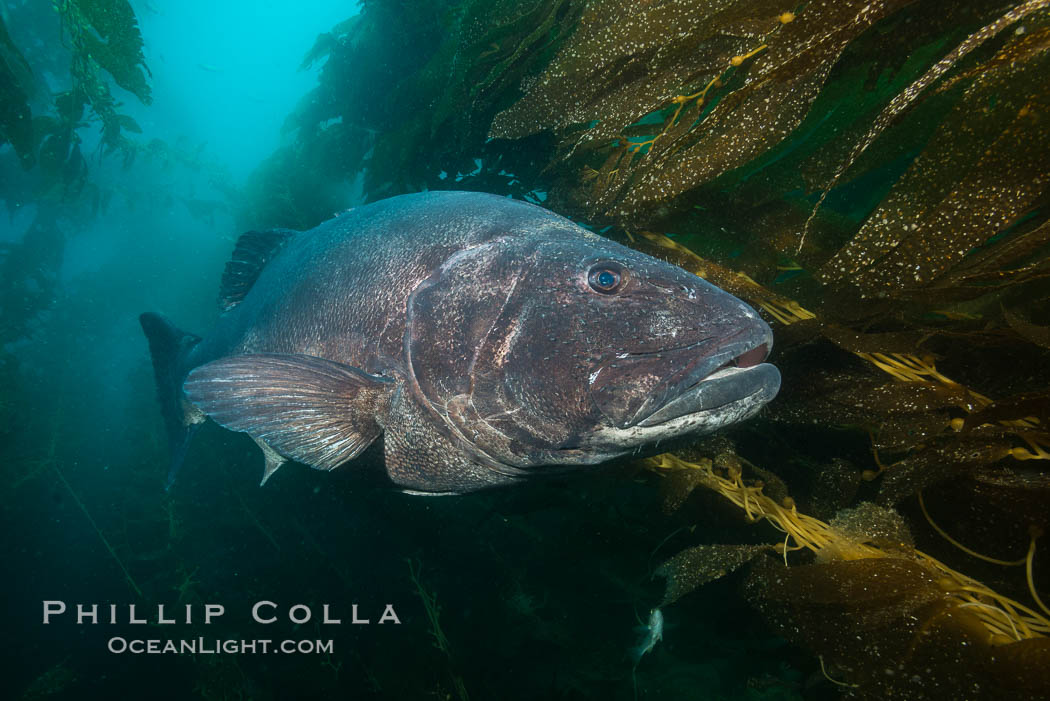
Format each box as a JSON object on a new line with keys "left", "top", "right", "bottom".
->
{"left": 588, "top": 313, "right": 778, "bottom": 429}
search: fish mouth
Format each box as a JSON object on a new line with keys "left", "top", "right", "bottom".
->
{"left": 630, "top": 326, "right": 780, "bottom": 427}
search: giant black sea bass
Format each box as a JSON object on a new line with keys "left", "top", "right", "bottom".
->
{"left": 140, "top": 192, "right": 780, "bottom": 494}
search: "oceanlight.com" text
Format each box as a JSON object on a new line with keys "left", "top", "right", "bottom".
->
{"left": 107, "top": 637, "right": 336, "bottom": 655}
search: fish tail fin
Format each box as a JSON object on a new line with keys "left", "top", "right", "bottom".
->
{"left": 139, "top": 312, "right": 202, "bottom": 489}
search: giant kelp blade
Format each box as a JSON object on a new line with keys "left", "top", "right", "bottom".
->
{"left": 746, "top": 557, "right": 1050, "bottom": 699}
{"left": 490, "top": 0, "right": 917, "bottom": 221}
{"left": 0, "top": 16, "right": 35, "bottom": 166}
{"left": 490, "top": 0, "right": 786, "bottom": 145}
{"left": 75, "top": 0, "right": 152, "bottom": 104}
{"left": 818, "top": 15, "right": 1050, "bottom": 297}
{"left": 618, "top": 0, "right": 915, "bottom": 217}
{"left": 657, "top": 543, "right": 766, "bottom": 606}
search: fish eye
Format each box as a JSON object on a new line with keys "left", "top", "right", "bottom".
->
{"left": 587, "top": 263, "right": 628, "bottom": 294}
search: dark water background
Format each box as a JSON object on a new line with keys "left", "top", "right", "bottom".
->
{"left": 0, "top": 2, "right": 817, "bottom": 699}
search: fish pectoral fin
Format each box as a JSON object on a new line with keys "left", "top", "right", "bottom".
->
{"left": 183, "top": 353, "right": 393, "bottom": 472}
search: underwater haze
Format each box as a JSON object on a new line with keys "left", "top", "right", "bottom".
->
{"left": 132, "top": 0, "right": 355, "bottom": 180}
{"left": 3, "top": 1, "right": 1050, "bottom": 700}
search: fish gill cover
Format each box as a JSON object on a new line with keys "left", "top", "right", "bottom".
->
{"left": 2, "top": 0, "right": 1050, "bottom": 699}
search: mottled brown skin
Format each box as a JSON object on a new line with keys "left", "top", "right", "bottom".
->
{"left": 159, "top": 191, "right": 779, "bottom": 493}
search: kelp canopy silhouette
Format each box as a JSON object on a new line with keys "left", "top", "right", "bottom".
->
{"left": 250, "top": 0, "right": 1050, "bottom": 697}
{"left": 0, "top": 0, "right": 154, "bottom": 347}
{"left": 1, "top": 0, "right": 151, "bottom": 180}
{"left": 1, "top": 1, "right": 237, "bottom": 347}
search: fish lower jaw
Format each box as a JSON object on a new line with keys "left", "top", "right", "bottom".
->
{"left": 582, "top": 391, "right": 770, "bottom": 453}
{"left": 636, "top": 362, "right": 780, "bottom": 428}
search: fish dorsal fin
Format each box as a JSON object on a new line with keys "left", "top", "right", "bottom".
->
{"left": 183, "top": 353, "right": 394, "bottom": 472}
{"left": 219, "top": 228, "right": 297, "bottom": 311}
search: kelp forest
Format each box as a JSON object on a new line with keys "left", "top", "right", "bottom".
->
{"left": 2, "top": 0, "right": 1049, "bottom": 699}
